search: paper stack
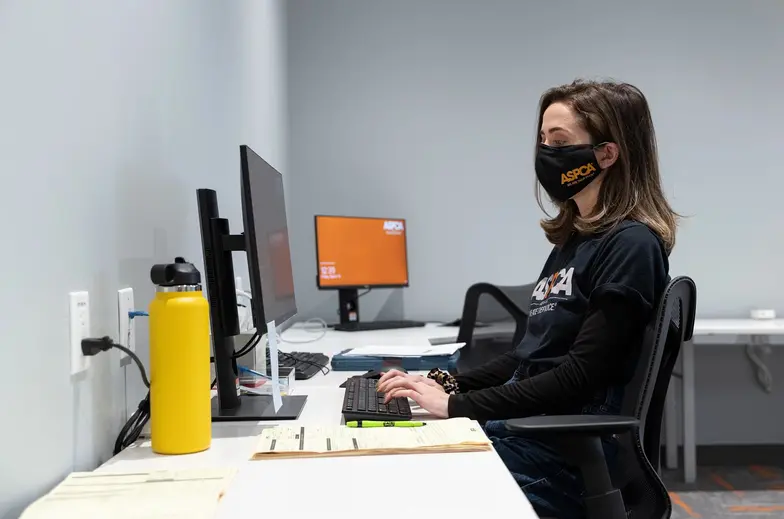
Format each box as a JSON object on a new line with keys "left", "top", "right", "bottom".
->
{"left": 250, "top": 417, "right": 491, "bottom": 460}
{"left": 20, "top": 468, "right": 236, "bottom": 519}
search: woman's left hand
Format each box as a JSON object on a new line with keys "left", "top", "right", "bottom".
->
{"left": 382, "top": 377, "right": 450, "bottom": 418}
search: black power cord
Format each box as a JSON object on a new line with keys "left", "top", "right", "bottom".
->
{"left": 81, "top": 336, "right": 152, "bottom": 455}
{"left": 233, "top": 332, "right": 260, "bottom": 359}
{"left": 209, "top": 332, "right": 260, "bottom": 389}
{"left": 115, "top": 391, "right": 150, "bottom": 455}
{"left": 208, "top": 332, "right": 260, "bottom": 363}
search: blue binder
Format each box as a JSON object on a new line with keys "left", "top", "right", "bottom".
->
{"left": 330, "top": 349, "right": 460, "bottom": 372}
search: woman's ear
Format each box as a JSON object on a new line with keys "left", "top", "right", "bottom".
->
{"left": 595, "top": 142, "right": 619, "bottom": 170}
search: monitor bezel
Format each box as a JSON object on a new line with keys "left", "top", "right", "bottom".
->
{"left": 313, "top": 214, "right": 411, "bottom": 290}
{"left": 240, "top": 145, "right": 298, "bottom": 333}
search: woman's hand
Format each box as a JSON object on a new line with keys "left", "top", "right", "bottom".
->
{"left": 380, "top": 377, "right": 450, "bottom": 418}
{"left": 377, "top": 370, "right": 444, "bottom": 394}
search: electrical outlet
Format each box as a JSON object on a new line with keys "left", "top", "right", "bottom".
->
{"left": 118, "top": 288, "right": 135, "bottom": 359}
{"left": 69, "top": 291, "right": 91, "bottom": 376}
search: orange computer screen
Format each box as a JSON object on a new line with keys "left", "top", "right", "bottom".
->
{"left": 316, "top": 215, "right": 409, "bottom": 287}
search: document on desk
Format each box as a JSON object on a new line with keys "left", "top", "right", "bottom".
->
{"left": 342, "top": 343, "right": 465, "bottom": 357}
{"left": 250, "top": 417, "right": 491, "bottom": 460}
{"left": 19, "top": 468, "right": 236, "bottom": 519}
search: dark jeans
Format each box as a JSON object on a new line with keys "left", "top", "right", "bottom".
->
{"left": 484, "top": 384, "right": 622, "bottom": 518}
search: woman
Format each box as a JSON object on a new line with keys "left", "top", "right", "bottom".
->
{"left": 378, "top": 79, "right": 677, "bottom": 518}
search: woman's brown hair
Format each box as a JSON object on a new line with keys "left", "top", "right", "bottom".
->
{"left": 535, "top": 79, "right": 678, "bottom": 253}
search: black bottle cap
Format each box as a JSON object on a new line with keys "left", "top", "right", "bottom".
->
{"left": 150, "top": 257, "right": 201, "bottom": 286}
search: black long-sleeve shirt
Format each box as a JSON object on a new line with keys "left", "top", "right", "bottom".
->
{"left": 448, "top": 221, "right": 669, "bottom": 421}
{"left": 449, "top": 294, "right": 648, "bottom": 420}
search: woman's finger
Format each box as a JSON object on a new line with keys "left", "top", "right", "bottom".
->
{"left": 384, "top": 387, "right": 403, "bottom": 403}
{"left": 384, "top": 383, "right": 420, "bottom": 402}
{"left": 379, "top": 378, "right": 414, "bottom": 396}
{"left": 386, "top": 388, "right": 420, "bottom": 406}
{"left": 377, "top": 369, "right": 404, "bottom": 385}
{"left": 377, "top": 374, "right": 414, "bottom": 393}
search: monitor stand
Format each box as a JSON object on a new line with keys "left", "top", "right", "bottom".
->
{"left": 211, "top": 394, "right": 307, "bottom": 421}
{"left": 333, "top": 288, "right": 425, "bottom": 332}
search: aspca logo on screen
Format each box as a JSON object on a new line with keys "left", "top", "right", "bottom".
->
{"left": 383, "top": 220, "right": 405, "bottom": 234}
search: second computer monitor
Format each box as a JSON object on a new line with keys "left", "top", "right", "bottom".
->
{"left": 315, "top": 215, "right": 424, "bottom": 331}
{"left": 315, "top": 215, "right": 409, "bottom": 289}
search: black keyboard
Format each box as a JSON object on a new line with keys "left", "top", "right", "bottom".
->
{"left": 266, "top": 351, "right": 329, "bottom": 380}
{"left": 341, "top": 376, "right": 412, "bottom": 422}
{"left": 334, "top": 320, "right": 426, "bottom": 332}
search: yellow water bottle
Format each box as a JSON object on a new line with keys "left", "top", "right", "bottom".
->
{"left": 149, "top": 257, "right": 211, "bottom": 454}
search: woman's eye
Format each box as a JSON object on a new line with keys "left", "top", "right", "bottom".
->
{"left": 552, "top": 140, "right": 568, "bottom": 146}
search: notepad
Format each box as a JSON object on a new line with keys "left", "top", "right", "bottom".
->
{"left": 250, "top": 417, "right": 491, "bottom": 460}
{"left": 19, "top": 468, "right": 236, "bottom": 519}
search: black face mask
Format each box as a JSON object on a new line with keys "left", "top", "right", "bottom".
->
{"left": 535, "top": 143, "right": 604, "bottom": 202}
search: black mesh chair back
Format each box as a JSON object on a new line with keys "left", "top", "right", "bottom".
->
{"left": 613, "top": 276, "right": 697, "bottom": 519}
{"left": 454, "top": 283, "right": 534, "bottom": 372}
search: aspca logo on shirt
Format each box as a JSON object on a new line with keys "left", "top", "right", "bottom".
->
{"left": 561, "top": 163, "right": 596, "bottom": 185}
{"left": 383, "top": 220, "right": 404, "bottom": 232}
{"left": 532, "top": 267, "right": 574, "bottom": 301}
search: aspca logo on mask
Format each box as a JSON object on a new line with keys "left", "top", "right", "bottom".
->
{"left": 561, "top": 163, "right": 596, "bottom": 185}
{"left": 383, "top": 220, "right": 404, "bottom": 232}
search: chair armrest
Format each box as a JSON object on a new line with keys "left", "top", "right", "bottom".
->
{"left": 505, "top": 414, "right": 639, "bottom": 436}
{"left": 505, "top": 415, "right": 634, "bottom": 519}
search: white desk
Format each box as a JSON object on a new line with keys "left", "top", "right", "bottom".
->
{"left": 96, "top": 324, "right": 539, "bottom": 519}
{"left": 664, "top": 318, "right": 784, "bottom": 483}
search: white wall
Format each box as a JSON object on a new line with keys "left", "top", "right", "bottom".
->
{"left": 0, "top": 1, "right": 287, "bottom": 517}
{"left": 286, "top": 0, "right": 784, "bottom": 444}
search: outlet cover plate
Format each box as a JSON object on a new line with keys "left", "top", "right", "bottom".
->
{"left": 69, "top": 291, "right": 91, "bottom": 376}
{"left": 118, "top": 288, "right": 135, "bottom": 359}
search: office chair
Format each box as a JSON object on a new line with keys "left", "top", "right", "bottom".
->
{"left": 454, "top": 282, "right": 534, "bottom": 372}
{"left": 504, "top": 276, "right": 697, "bottom": 519}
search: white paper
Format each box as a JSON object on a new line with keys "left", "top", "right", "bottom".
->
{"left": 342, "top": 343, "right": 464, "bottom": 357}
{"left": 19, "top": 468, "right": 236, "bottom": 519}
{"left": 251, "top": 418, "right": 490, "bottom": 458}
{"left": 266, "top": 320, "right": 283, "bottom": 412}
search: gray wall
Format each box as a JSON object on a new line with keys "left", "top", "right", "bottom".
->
{"left": 287, "top": 0, "right": 784, "bottom": 444}
{"left": 0, "top": 1, "right": 287, "bottom": 516}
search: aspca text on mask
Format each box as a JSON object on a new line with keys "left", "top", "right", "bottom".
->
{"left": 383, "top": 220, "right": 405, "bottom": 234}
{"left": 561, "top": 163, "right": 596, "bottom": 185}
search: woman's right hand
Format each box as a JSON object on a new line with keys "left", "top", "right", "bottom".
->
{"left": 377, "top": 369, "right": 444, "bottom": 394}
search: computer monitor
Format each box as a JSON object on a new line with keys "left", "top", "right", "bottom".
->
{"left": 196, "top": 144, "right": 307, "bottom": 422}
{"left": 315, "top": 215, "right": 423, "bottom": 331}
{"left": 240, "top": 146, "right": 298, "bottom": 329}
